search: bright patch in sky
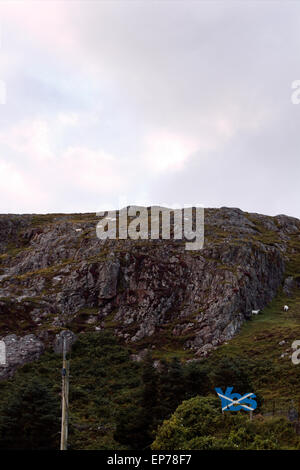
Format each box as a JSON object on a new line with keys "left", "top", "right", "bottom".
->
{"left": 144, "top": 133, "right": 199, "bottom": 172}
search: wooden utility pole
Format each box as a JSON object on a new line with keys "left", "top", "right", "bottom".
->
{"left": 60, "top": 336, "right": 69, "bottom": 451}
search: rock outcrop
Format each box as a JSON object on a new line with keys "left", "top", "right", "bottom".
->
{"left": 0, "top": 334, "right": 44, "bottom": 380}
{"left": 0, "top": 207, "right": 299, "bottom": 376}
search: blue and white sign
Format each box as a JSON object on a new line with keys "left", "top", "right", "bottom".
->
{"left": 215, "top": 387, "right": 257, "bottom": 412}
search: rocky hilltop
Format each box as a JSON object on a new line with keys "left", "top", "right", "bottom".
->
{"left": 0, "top": 207, "right": 299, "bottom": 379}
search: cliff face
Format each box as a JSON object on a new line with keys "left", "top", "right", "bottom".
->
{"left": 0, "top": 207, "right": 299, "bottom": 378}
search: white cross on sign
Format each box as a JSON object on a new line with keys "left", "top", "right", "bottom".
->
{"left": 216, "top": 390, "right": 256, "bottom": 411}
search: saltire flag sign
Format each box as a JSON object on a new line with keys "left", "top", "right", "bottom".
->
{"left": 215, "top": 387, "right": 257, "bottom": 412}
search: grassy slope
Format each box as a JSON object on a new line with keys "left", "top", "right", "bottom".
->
{"left": 207, "top": 289, "right": 300, "bottom": 409}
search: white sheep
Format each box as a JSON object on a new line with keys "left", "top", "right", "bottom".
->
{"left": 284, "top": 305, "right": 289, "bottom": 312}
{"left": 252, "top": 309, "right": 260, "bottom": 315}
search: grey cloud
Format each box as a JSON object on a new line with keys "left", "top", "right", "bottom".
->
{"left": 0, "top": 1, "right": 300, "bottom": 216}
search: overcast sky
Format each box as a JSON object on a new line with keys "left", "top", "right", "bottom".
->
{"left": 0, "top": 0, "right": 299, "bottom": 217}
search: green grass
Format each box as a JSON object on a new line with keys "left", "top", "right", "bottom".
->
{"left": 206, "top": 287, "right": 300, "bottom": 408}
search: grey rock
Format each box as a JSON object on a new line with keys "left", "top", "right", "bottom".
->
{"left": 99, "top": 258, "right": 120, "bottom": 300}
{"left": 283, "top": 276, "right": 299, "bottom": 296}
{"left": 0, "top": 334, "right": 44, "bottom": 380}
{"left": 53, "top": 330, "right": 77, "bottom": 354}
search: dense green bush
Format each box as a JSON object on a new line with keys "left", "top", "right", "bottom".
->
{"left": 113, "top": 353, "right": 264, "bottom": 449}
{"left": 0, "top": 377, "right": 60, "bottom": 450}
{"left": 113, "top": 354, "right": 212, "bottom": 449}
{"left": 151, "top": 395, "right": 300, "bottom": 450}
